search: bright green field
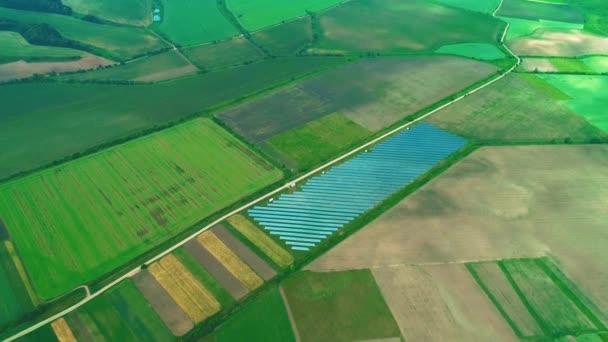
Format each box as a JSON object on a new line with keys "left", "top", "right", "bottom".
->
{"left": 226, "top": 0, "right": 342, "bottom": 31}
{"left": 433, "top": 0, "right": 500, "bottom": 13}
{"left": 252, "top": 16, "right": 312, "bottom": 56}
{"left": 0, "top": 242, "right": 34, "bottom": 328}
{"left": 583, "top": 56, "right": 608, "bottom": 73}
{"left": 0, "top": 7, "right": 166, "bottom": 61}
{"left": 63, "top": 0, "right": 152, "bottom": 26}
{"left": 500, "top": 17, "right": 583, "bottom": 40}
{"left": 283, "top": 270, "right": 400, "bottom": 342}
{"left": 182, "top": 37, "right": 265, "bottom": 70}
{"left": 436, "top": 43, "right": 506, "bottom": 60}
{"left": 0, "top": 57, "right": 343, "bottom": 180}
{"left": 155, "top": 0, "right": 238, "bottom": 46}
{"left": 58, "top": 50, "right": 195, "bottom": 82}
{"left": 539, "top": 74, "right": 608, "bottom": 131}
{"left": 0, "top": 31, "right": 83, "bottom": 61}
{"left": 267, "top": 113, "right": 371, "bottom": 170}
{"left": 212, "top": 287, "right": 295, "bottom": 342}
{"left": 311, "top": 0, "right": 505, "bottom": 54}
{"left": 549, "top": 58, "right": 594, "bottom": 73}
{"left": 66, "top": 280, "right": 173, "bottom": 341}
{"left": 0, "top": 119, "right": 282, "bottom": 299}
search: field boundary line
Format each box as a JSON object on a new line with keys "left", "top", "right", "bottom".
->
{"left": 3, "top": 1, "right": 521, "bottom": 339}
{"left": 279, "top": 285, "right": 301, "bottom": 342}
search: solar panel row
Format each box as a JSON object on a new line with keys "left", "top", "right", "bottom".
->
{"left": 248, "top": 123, "right": 467, "bottom": 251}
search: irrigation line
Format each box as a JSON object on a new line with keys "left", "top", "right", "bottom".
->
{"left": 3, "top": 1, "right": 520, "bottom": 340}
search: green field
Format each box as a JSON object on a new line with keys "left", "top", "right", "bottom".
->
{"left": 0, "top": 241, "right": 35, "bottom": 328}
{"left": 469, "top": 258, "right": 606, "bottom": 339}
{"left": 182, "top": 37, "right": 265, "bottom": 71}
{"left": 63, "top": 0, "right": 152, "bottom": 26}
{"left": 66, "top": 280, "right": 173, "bottom": 341}
{"left": 282, "top": 270, "right": 400, "bottom": 342}
{"left": 57, "top": 50, "right": 196, "bottom": 82}
{"left": 0, "top": 31, "right": 83, "bottom": 62}
{"left": 548, "top": 58, "right": 594, "bottom": 73}
{"left": 0, "top": 119, "right": 282, "bottom": 299}
{"left": 583, "top": 56, "right": 608, "bottom": 73}
{"left": 0, "top": 7, "right": 167, "bottom": 61}
{"left": 267, "top": 113, "right": 371, "bottom": 170}
{"left": 226, "top": 0, "right": 342, "bottom": 31}
{"left": 436, "top": 43, "right": 506, "bottom": 60}
{"left": 211, "top": 287, "right": 295, "bottom": 342}
{"left": 0, "top": 57, "right": 343, "bottom": 180}
{"left": 251, "top": 16, "right": 312, "bottom": 56}
{"left": 498, "top": 0, "right": 584, "bottom": 24}
{"left": 15, "top": 325, "right": 58, "bottom": 342}
{"left": 500, "top": 17, "right": 583, "bottom": 40}
{"left": 427, "top": 73, "right": 608, "bottom": 142}
{"left": 154, "top": 0, "right": 238, "bottom": 46}
{"left": 433, "top": 0, "right": 500, "bottom": 13}
{"left": 310, "top": 0, "right": 505, "bottom": 54}
{"left": 539, "top": 74, "right": 608, "bottom": 131}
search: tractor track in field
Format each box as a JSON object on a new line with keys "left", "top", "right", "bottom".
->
{"left": 3, "top": 0, "right": 520, "bottom": 340}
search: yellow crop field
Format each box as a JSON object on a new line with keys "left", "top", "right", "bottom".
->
{"left": 198, "top": 231, "right": 263, "bottom": 290}
{"left": 227, "top": 215, "right": 293, "bottom": 268}
{"left": 51, "top": 318, "right": 77, "bottom": 342}
{"left": 149, "top": 255, "right": 220, "bottom": 323}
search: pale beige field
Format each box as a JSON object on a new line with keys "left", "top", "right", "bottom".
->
{"left": 372, "top": 264, "right": 517, "bottom": 342}
{"left": 519, "top": 58, "right": 559, "bottom": 72}
{"left": 0, "top": 55, "right": 115, "bottom": 81}
{"left": 508, "top": 29, "right": 608, "bottom": 57}
{"left": 51, "top": 318, "right": 77, "bottom": 342}
{"left": 308, "top": 145, "right": 608, "bottom": 322}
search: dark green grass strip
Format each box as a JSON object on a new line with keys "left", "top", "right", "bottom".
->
{"left": 465, "top": 263, "right": 525, "bottom": 338}
{"left": 173, "top": 247, "right": 235, "bottom": 308}
{"left": 221, "top": 220, "right": 283, "bottom": 271}
{"left": 535, "top": 258, "right": 607, "bottom": 331}
{"left": 498, "top": 260, "right": 551, "bottom": 336}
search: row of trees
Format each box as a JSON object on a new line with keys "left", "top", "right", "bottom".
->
{"left": 0, "top": 0, "right": 71, "bottom": 15}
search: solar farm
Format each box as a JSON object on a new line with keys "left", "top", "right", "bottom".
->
{"left": 1, "top": 0, "right": 608, "bottom": 341}
{"left": 249, "top": 123, "right": 467, "bottom": 251}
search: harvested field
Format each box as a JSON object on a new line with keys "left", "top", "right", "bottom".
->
{"left": 198, "top": 231, "right": 263, "bottom": 290}
{"left": 427, "top": 74, "right": 607, "bottom": 142}
{"left": 282, "top": 270, "right": 400, "bottom": 342}
{"left": 184, "top": 240, "right": 248, "bottom": 300}
{"left": 311, "top": 0, "right": 505, "bottom": 54}
{"left": 149, "top": 255, "right": 220, "bottom": 323}
{"left": 213, "top": 286, "right": 296, "bottom": 342}
{"left": 500, "top": 17, "right": 583, "bottom": 41}
{"left": 182, "top": 37, "right": 265, "bottom": 71}
{"left": 133, "top": 269, "right": 193, "bottom": 336}
{"left": 539, "top": 74, "right": 608, "bottom": 131}
{"left": 50, "top": 318, "right": 77, "bottom": 342}
{"left": 519, "top": 58, "right": 561, "bottom": 72}
{"left": 306, "top": 145, "right": 608, "bottom": 327}
{"left": 372, "top": 264, "right": 517, "bottom": 341}
{"left": 0, "top": 55, "right": 115, "bottom": 82}
{"left": 212, "top": 225, "right": 276, "bottom": 280}
{"left": 154, "top": 0, "right": 237, "bottom": 46}
{"left": 508, "top": 29, "right": 608, "bottom": 57}
{"left": 58, "top": 50, "right": 196, "bottom": 82}
{"left": 218, "top": 56, "right": 497, "bottom": 143}
{"left": 0, "top": 57, "right": 342, "bottom": 179}
{"left": 0, "top": 118, "right": 281, "bottom": 299}
{"left": 252, "top": 17, "right": 312, "bottom": 56}
{"left": 227, "top": 215, "right": 294, "bottom": 268}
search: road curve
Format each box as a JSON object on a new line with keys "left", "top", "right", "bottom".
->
{"left": 4, "top": 1, "right": 519, "bottom": 340}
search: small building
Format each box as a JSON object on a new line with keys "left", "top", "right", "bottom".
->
{"left": 153, "top": 8, "right": 160, "bottom": 14}
{"left": 153, "top": 14, "right": 161, "bottom": 22}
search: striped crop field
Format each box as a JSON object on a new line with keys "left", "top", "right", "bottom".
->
{"left": 0, "top": 118, "right": 282, "bottom": 299}
{"left": 149, "top": 255, "right": 221, "bottom": 323}
{"left": 467, "top": 258, "right": 608, "bottom": 340}
{"left": 197, "top": 231, "right": 264, "bottom": 290}
{"left": 227, "top": 215, "right": 294, "bottom": 268}
{"left": 248, "top": 123, "right": 467, "bottom": 251}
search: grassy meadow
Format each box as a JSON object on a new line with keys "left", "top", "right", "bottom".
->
{"left": 0, "top": 7, "right": 167, "bottom": 61}
{"left": 62, "top": 0, "right": 152, "bottom": 26}
{"left": 433, "top": 0, "right": 500, "bottom": 13}
{"left": 498, "top": 0, "right": 584, "bottom": 24}
{"left": 283, "top": 270, "right": 400, "bottom": 341}
{"left": 251, "top": 16, "right": 312, "bottom": 56}
{"left": 0, "top": 31, "right": 83, "bottom": 62}
{"left": 226, "top": 0, "right": 342, "bottom": 31}
{"left": 0, "top": 119, "right": 282, "bottom": 299}
{"left": 154, "top": 0, "right": 238, "bottom": 46}
{"left": 310, "top": 0, "right": 505, "bottom": 54}
{"left": 0, "top": 57, "right": 344, "bottom": 180}
{"left": 499, "top": 16, "right": 583, "bottom": 40}
{"left": 0, "top": 241, "right": 35, "bottom": 328}
{"left": 182, "top": 37, "right": 265, "bottom": 71}
{"left": 435, "top": 43, "right": 506, "bottom": 60}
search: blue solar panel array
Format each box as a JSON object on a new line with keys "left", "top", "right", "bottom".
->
{"left": 248, "top": 123, "right": 467, "bottom": 251}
